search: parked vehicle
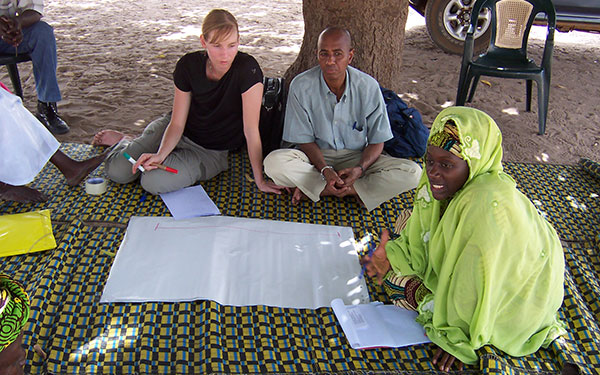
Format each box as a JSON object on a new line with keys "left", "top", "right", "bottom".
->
{"left": 409, "top": 0, "right": 600, "bottom": 54}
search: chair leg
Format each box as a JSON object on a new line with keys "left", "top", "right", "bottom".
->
{"left": 536, "top": 77, "right": 549, "bottom": 135}
{"left": 456, "top": 76, "right": 466, "bottom": 106}
{"left": 6, "top": 63, "right": 24, "bottom": 99}
{"left": 456, "top": 66, "right": 470, "bottom": 106}
{"left": 526, "top": 80, "right": 532, "bottom": 112}
{"left": 467, "top": 75, "right": 480, "bottom": 103}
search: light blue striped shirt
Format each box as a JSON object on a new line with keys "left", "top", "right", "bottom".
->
{"left": 283, "top": 65, "right": 392, "bottom": 151}
{"left": 0, "top": 0, "right": 44, "bottom": 17}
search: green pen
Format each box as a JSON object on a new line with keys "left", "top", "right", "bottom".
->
{"left": 123, "top": 151, "right": 146, "bottom": 173}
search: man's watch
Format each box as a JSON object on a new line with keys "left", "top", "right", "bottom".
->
{"left": 357, "top": 164, "right": 364, "bottom": 177}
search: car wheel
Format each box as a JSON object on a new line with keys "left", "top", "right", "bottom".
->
{"left": 425, "top": 0, "right": 492, "bottom": 54}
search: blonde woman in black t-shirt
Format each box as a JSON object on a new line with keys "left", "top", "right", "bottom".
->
{"left": 95, "top": 9, "right": 287, "bottom": 195}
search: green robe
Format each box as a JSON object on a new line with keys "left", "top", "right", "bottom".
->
{"left": 385, "top": 107, "right": 565, "bottom": 365}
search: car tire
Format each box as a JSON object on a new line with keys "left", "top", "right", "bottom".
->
{"left": 425, "top": 0, "right": 492, "bottom": 55}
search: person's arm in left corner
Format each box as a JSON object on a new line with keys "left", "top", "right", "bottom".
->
{"left": 338, "top": 142, "right": 384, "bottom": 187}
{"left": 242, "top": 81, "right": 288, "bottom": 194}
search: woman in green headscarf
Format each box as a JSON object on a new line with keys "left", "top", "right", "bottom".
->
{"left": 365, "top": 107, "right": 565, "bottom": 371}
{"left": 0, "top": 274, "right": 30, "bottom": 375}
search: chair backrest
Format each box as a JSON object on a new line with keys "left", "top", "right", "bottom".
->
{"left": 494, "top": 0, "right": 534, "bottom": 49}
{"left": 469, "top": 0, "right": 556, "bottom": 56}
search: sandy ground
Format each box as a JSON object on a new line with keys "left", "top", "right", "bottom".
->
{"left": 2, "top": 0, "right": 599, "bottom": 165}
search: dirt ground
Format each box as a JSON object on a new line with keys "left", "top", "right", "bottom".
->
{"left": 3, "top": 0, "right": 599, "bottom": 165}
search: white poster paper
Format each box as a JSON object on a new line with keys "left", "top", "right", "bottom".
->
{"left": 101, "top": 216, "right": 370, "bottom": 309}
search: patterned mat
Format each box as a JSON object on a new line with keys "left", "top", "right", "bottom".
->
{"left": 1, "top": 143, "right": 599, "bottom": 374}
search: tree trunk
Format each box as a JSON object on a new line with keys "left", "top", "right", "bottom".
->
{"left": 284, "top": 0, "right": 410, "bottom": 91}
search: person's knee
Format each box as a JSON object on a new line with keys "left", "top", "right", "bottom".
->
{"left": 373, "top": 157, "right": 422, "bottom": 189}
{"left": 24, "top": 21, "right": 55, "bottom": 40}
{"left": 410, "top": 161, "right": 423, "bottom": 180}
{"left": 105, "top": 156, "right": 138, "bottom": 184}
{"left": 263, "top": 150, "right": 285, "bottom": 177}
{"left": 139, "top": 176, "right": 162, "bottom": 195}
{"left": 402, "top": 161, "right": 422, "bottom": 189}
{"left": 140, "top": 171, "right": 190, "bottom": 195}
{"left": 264, "top": 149, "right": 298, "bottom": 178}
{"left": 142, "top": 114, "right": 171, "bottom": 137}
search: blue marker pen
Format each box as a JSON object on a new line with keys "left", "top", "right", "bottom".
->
{"left": 359, "top": 233, "right": 376, "bottom": 279}
{"left": 359, "top": 242, "right": 376, "bottom": 279}
{"left": 359, "top": 230, "right": 399, "bottom": 279}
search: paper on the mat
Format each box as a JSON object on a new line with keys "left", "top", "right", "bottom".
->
{"left": 100, "top": 216, "right": 370, "bottom": 308}
{"left": 331, "top": 298, "right": 431, "bottom": 349}
{"left": 159, "top": 184, "right": 220, "bottom": 220}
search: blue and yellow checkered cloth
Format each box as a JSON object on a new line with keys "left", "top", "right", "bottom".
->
{"left": 1, "top": 144, "right": 599, "bottom": 374}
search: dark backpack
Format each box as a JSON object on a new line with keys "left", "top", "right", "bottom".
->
{"left": 259, "top": 77, "right": 286, "bottom": 157}
{"left": 381, "top": 87, "right": 429, "bottom": 158}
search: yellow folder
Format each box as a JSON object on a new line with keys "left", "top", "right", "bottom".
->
{"left": 0, "top": 209, "right": 56, "bottom": 257}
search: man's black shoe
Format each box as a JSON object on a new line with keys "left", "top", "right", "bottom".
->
{"left": 36, "top": 101, "right": 70, "bottom": 135}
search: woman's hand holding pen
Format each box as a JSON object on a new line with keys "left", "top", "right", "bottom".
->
{"left": 133, "top": 153, "right": 165, "bottom": 174}
{"left": 362, "top": 229, "right": 392, "bottom": 284}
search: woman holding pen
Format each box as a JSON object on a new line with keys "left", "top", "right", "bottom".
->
{"left": 364, "top": 107, "right": 565, "bottom": 372}
{"left": 94, "top": 9, "right": 286, "bottom": 195}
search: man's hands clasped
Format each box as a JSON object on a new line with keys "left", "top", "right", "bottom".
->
{"left": 321, "top": 165, "right": 362, "bottom": 197}
{"left": 0, "top": 16, "right": 23, "bottom": 47}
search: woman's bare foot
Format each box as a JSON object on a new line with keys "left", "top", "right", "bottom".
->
{"left": 92, "top": 130, "right": 130, "bottom": 147}
{"left": 291, "top": 187, "right": 307, "bottom": 205}
{"left": 0, "top": 182, "right": 47, "bottom": 203}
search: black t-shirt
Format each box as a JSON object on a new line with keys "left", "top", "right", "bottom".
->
{"left": 173, "top": 51, "right": 263, "bottom": 150}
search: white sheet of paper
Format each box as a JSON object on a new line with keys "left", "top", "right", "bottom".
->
{"left": 100, "top": 216, "right": 370, "bottom": 309}
{"left": 159, "top": 184, "right": 220, "bottom": 220}
{"left": 331, "top": 298, "right": 431, "bottom": 349}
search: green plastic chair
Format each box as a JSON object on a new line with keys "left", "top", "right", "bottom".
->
{"left": 456, "top": 0, "right": 556, "bottom": 135}
{"left": 0, "top": 52, "right": 32, "bottom": 99}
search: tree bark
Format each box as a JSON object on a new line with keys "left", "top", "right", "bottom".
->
{"left": 284, "top": 0, "right": 410, "bottom": 91}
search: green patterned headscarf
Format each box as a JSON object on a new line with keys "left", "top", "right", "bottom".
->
{"left": 429, "top": 106, "right": 504, "bottom": 181}
{"left": 0, "top": 274, "right": 30, "bottom": 352}
{"left": 428, "top": 120, "right": 462, "bottom": 158}
{"left": 386, "top": 107, "right": 565, "bottom": 364}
